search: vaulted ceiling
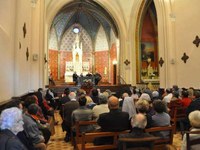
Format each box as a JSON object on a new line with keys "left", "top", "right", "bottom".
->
{"left": 51, "top": 0, "right": 118, "bottom": 43}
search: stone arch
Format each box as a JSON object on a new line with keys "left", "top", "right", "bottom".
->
{"left": 46, "top": 0, "right": 127, "bottom": 83}
{"left": 131, "top": 0, "right": 173, "bottom": 87}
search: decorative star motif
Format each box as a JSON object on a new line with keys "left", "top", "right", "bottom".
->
{"left": 159, "top": 57, "right": 164, "bottom": 67}
{"left": 19, "top": 42, "right": 21, "bottom": 49}
{"left": 124, "top": 59, "right": 130, "bottom": 66}
{"left": 26, "top": 47, "right": 29, "bottom": 61}
{"left": 181, "top": 53, "right": 189, "bottom": 63}
{"left": 193, "top": 36, "right": 200, "bottom": 47}
{"left": 44, "top": 54, "right": 48, "bottom": 63}
{"left": 23, "top": 23, "right": 27, "bottom": 38}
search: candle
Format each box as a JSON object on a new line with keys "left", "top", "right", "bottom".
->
{"left": 104, "top": 67, "right": 107, "bottom": 75}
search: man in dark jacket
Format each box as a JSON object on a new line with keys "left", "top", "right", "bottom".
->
{"left": 62, "top": 92, "right": 79, "bottom": 142}
{"left": 95, "top": 96, "right": 130, "bottom": 145}
{"left": 97, "top": 96, "right": 130, "bottom": 131}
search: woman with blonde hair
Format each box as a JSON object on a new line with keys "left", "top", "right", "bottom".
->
{"left": 136, "top": 99, "right": 152, "bottom": 128}
{"left": 86, "top": 95, "right": 96, "bottom": 109}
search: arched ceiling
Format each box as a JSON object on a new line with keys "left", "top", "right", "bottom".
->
{"left": 51, "top": 0, "right": 118, "bottom": 43}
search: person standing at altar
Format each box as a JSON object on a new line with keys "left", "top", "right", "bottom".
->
{"left": 49, "top": 73, "right": 55, "bottom": 86}
{"left": 94, "top": 71, "right": 102, "bottom": 85}
{"left": 86, "top": 72, "right": 93, "bottom": 77}
{"left": 72, "top": 72, "right": 79, "bottom": 85}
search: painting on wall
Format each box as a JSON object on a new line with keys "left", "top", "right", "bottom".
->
{"left": 141, "top": 42, "right": 155, "bottom": 61}
{"left": 140, "top": 42, "right": 159, "bottom": 81}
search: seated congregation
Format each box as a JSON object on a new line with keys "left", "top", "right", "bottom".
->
{"left": 1, "top": 85, "right": 200, "bottom": 150}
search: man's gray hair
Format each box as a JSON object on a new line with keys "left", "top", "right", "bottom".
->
{"left": 189, "top": 110, "right": 200, "bottom": 128}
{"left": 69, "top": 92, "right": 76, "bottom": 100}
{"left": 131, "top": 113, "right": 147, "bottom": 129}
{"left": 0, "top": 107, "right": 24, "bottom": 135}
{"left": 99, "top": 94, "right": 108, "bottom": 104}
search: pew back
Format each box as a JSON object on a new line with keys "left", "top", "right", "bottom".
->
{"left": 77, "top": 131, "right": 129, "bottom": 150}
{"left": 145, "top": 125, "right": 174, "bottom": 150}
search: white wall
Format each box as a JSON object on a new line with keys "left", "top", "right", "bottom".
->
{"left": 0, "top": 0, "right": 16, "bottom": 101}
{"left": 0, "top": 0, "right": 44, "bottom": 102}
{"left": 174, "top": 0, "right": 200, "bottom": 88}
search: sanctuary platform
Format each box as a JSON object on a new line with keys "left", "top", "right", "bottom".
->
{"left": 47, "top": 81, "right": 131, "bottom": 98}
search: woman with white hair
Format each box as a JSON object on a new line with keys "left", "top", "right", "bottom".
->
{"left": 0, "top": 107, "right": 27, "bottom": 150}
{"left": 181, "top": 110, "right": 200, "bottom": 150}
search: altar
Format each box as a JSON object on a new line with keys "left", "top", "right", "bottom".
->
{"left": 64, "top": 33, "right": 90, "bottom": 82}
{"left": 77, "top": 76, "right": 95, "bottom": 86}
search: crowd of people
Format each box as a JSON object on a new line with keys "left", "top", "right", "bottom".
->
{"left": 60, "top": 85, "right": 200, "bottom": 149}
{"left": 0, "top": 85, "right": 200, "bottom": 149}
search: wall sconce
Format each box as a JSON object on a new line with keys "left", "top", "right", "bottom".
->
{"left": 30, "top": 0, "right": 38, "bottom": 7}
{"left": 33, "top": 54, "right": 38, "bottom": 61}
{"left": 170, "top": 58, "right": 175, "bottom": 64}
{"left": 112, "top": 60, "right": 117, "bottom": 65}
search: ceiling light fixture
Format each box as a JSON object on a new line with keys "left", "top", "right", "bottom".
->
{"left": 73, "top": 24, "right": 80, "bottom": 33}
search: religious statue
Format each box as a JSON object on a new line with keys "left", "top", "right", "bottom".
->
{"left": 65, "top": 33, "right": 90, "bottom": 82}
{"left": 147, "top": 58, "right": 154, "bottom": 78}
{"left": 72, "top": 33, "right": 83, "bottom": 75}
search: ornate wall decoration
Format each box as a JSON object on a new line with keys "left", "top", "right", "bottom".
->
{"left": 193, "top": 35, "right": 200, "bottom": 47}
{"left": 181, "top": 53, "right": 189, "bottom": 63}
{"left": 19, "top": 42, "right": 21, "bottom": 49}
{"left": 44, "top": 54, "right": 48, "bottom": 64}
{"left": 26, "top": 47, "right": 29, "bottom": 61}
{"left": 124, "top": 59, "right": 130, "bottom": 66}
{"left": 159, "top": 57, "right": 164, "bottom": 67}
{"left": 23, "top": 23, "right": 27, "bottom": 38}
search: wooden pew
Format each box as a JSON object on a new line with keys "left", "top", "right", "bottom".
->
{"left": 71, "top": 120, "right": 98, "bottom": 148}
{"left": 118, "top": 136, "right": 160, "bottom": 150}
{"left": 145, "top": 125, "right": 174, "bottom": 150}
{"left": 77, "top": 131, "right": 129, "bottom": 150}
{"left": 185, "top": 130, "right": 200, "bottom": 150}
{"left": 170, "top": 107, "right": 186, "bottom": 133}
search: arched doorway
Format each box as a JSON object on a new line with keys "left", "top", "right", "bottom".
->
{"left": 48, "top": 0, "right": 119, "bottom": 85}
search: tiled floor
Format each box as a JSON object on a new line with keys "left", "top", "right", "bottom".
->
{"left": 47, "top": 111, "right": 73, "bottom": 150}
{"left": 47, "top": 111, "right": 182, "bottom": 150}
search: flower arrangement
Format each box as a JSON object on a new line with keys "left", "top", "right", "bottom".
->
{"left": 81, "top": 80, "right": 93, "bottom": 95}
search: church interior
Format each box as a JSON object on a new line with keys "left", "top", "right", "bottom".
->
{"left": 1, "top": 0, "right": 200, "bottom": 149}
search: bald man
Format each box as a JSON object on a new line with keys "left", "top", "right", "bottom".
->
{"left": 94, "top": 96, "right": 130, "bottom": 145}
{"left": 118, "top": 113, "right": 154, "bottom": 149}
{"left": 97, "top": 96, "right": 130, "bottom": 132}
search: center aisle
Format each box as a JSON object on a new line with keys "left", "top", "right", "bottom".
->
{"left": 47, "top": 111, "right": 74, "bottom": 150}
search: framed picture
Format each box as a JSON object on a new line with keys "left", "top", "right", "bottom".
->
{"left": 141, "top": 42, "right": 155, "bottom": 61}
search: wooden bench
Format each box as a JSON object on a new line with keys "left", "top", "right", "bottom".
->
{"left": 170, "top": 107, "right": 186, "bottom": 133}
{"left": 145, "top": 125, "right": 174, "bottom": 150}
{"left": 118, "top": 136, "right": 160, "bottom": 150}
{"left": 185, "top": 130, "right": 200, "bottom": 150}
{"left": 77, "top": 131, "right": 129, "bottom": 150}
{"left": 71, "top": 120, "right": 98, "bottom": 148}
